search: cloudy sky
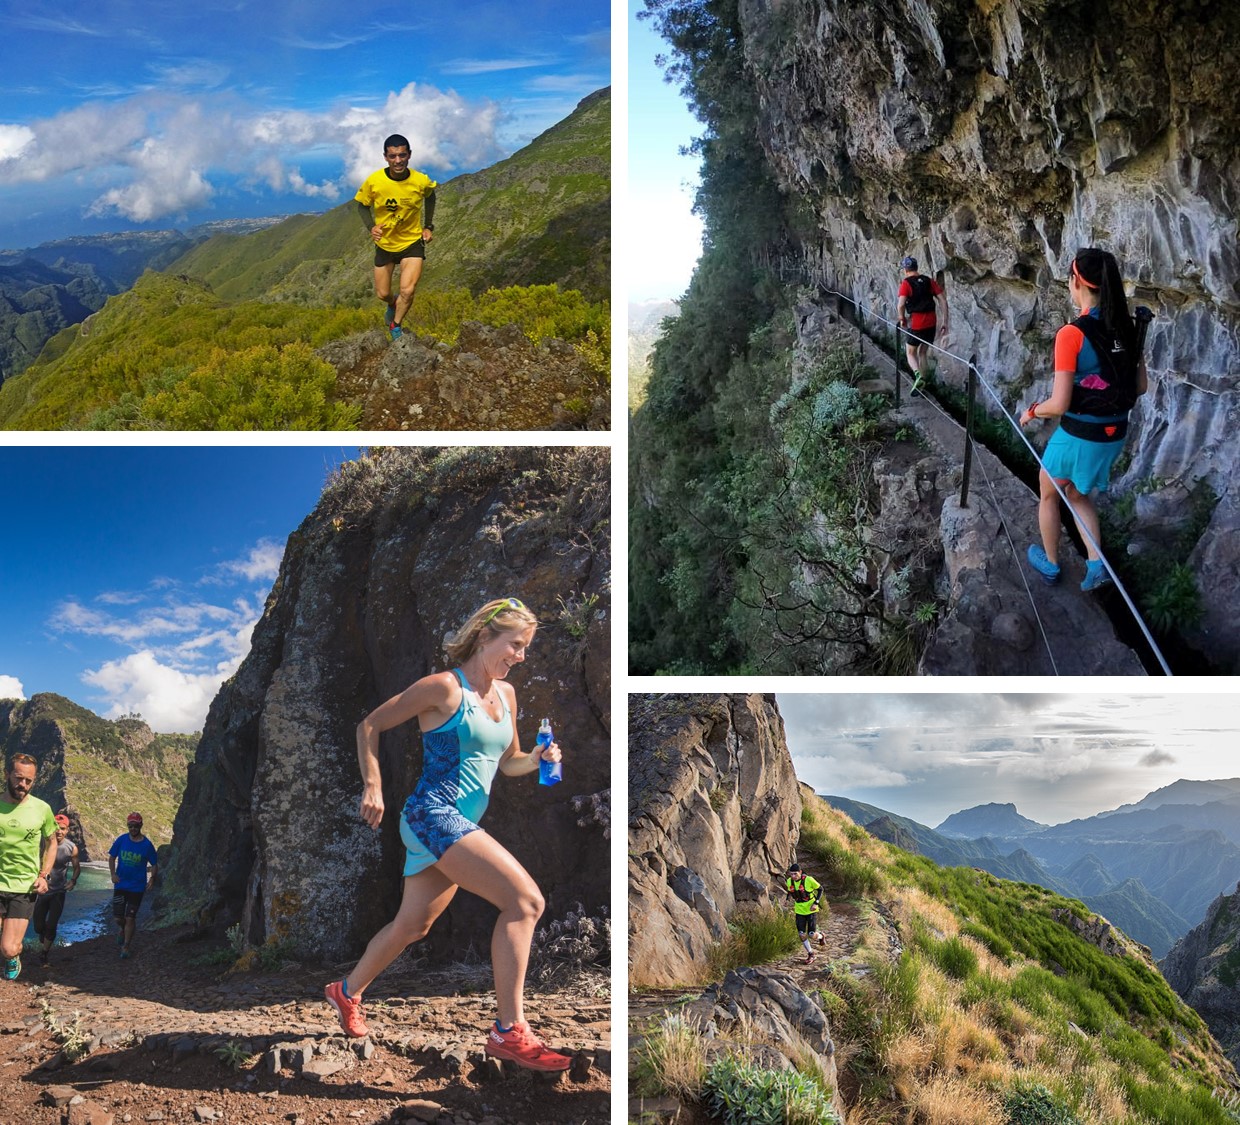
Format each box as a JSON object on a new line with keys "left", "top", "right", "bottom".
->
{"left": 628, "top": 1, "right": 702, "bottom": 301}
{"left": 0, "top": 447, "right": 358, "bottom": 732}
{"left": 0, "top": 0, "right": 609, "bottom": 247}
{"left": 779, "top": 693, "right": 1240, "bottom": 828}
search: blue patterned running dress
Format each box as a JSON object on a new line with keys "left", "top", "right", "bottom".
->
{"left": 399, "top": 668, "right": 514, "bottom": 876}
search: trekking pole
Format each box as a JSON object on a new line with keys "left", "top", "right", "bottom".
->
{"left": 960, "top": 360, "right": 978, "bottom": 508}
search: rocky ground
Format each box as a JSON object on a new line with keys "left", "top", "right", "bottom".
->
{"left": 628, "top": 851, "right": 888, "bottom": 1125}
{"left": 0, "top": 924, "right": 610, "bottom": 1125}
{"left": 319, "top": 322, "right": 609, "bottom": 431}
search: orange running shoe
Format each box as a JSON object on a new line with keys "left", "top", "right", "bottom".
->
{"left": 484, "top": 1020, "right": 572, "bottom": 1072}
{"left": 324, "top": 979, "right": 368, "bottom": 1037}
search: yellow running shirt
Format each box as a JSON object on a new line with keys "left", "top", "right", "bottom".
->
{"left": 354, "top": 168, "right": 438, "bottom": 253}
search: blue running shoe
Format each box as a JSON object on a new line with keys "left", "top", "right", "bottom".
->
{"left": 3, "top": 956, "right": 20, "bottom": 981}
{"left": 389, "top": 324, "right": 402, "bottom": 341}
{"left": 1081, "top": 559, "right": 1113, "bottom": 592}
{"left": 384, "top": 303, "right": 397, "bottom": 330}
{"left": 1027, "top": 544, "right": 1061, "bottom": 585}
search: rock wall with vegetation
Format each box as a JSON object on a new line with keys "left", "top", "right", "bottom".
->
{"left": 632, "top": 0, "right": 1240, "bottom": 673}
{"left": 628, "top": 693, "right": 801, "bottom": 987}
{"left": 159, "top": 448, "right": 610, "bottom": 964}
{"left": 1162, "top": 883, "right": 1240, "bottom": 1071}
{"left": 0, "top": 693, "right": 196, "bottom": 860}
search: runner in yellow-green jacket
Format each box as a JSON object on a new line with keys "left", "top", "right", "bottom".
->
{"left": 784, "top": 862, "right": 825, "bottom": 964}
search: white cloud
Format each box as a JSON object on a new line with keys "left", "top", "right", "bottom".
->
{"left": 440, "top": 58, "right": 552, "bottom": 75}
{"left": 0, "top": 675, "right": 25, "bottom": 699}
{"left": 0, "top": 83, "right": 501, "bottom": 222}
{"left": 214, "top": 538, "right": 285, "bottom": 583}
{"left": 82, "top": 651, "right": 229, "bottom": 732}
{"left": 0, "top": 124, "right": 35, "bottom": 161}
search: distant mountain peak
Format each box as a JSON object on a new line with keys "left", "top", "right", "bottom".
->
{"left": 936, "top": 801, "right": 1047, "bottom": 839}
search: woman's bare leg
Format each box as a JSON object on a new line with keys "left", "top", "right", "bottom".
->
{"left": 1063, "top": 482, "right": 1103, "bottom": 561}
{"left": 434, "top": 831, "right": 544, "bottom": 1028}
{"left": 1038, "top": 469, "right": 1063, "bottom": 565}
{"left": 345, "top": 866, "right": 457, "bottom": 998}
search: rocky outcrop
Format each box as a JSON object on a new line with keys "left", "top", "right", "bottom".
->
{"left": 0, "top": 694, "right": 194, "bottom": 860}
{"left": 319, "top": 322, "right": 608, "bottom": 431}
{"left": 159, "top": 448, "right": 610, "bottom": 963}
{"left": 1161, "top": 884, "right": 1240, "bottom": 1070}
{"left": 628, "top": 694, "right": 802, "bottom": 987}
{"left": 1050, "top": 906, "right": 1135, "bottom": 959}
{"left": 736, "top": 0, "right": 1240, "bottom": 666}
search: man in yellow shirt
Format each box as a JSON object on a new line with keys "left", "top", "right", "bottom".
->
{"left": 355, "top": 134, "right": 438, "bottom": 341}
{"left": 784, "top": 862, "right": 826, "bottom": 964}
{"left": 1, "top": 754, "right": 57, "bottom": 981}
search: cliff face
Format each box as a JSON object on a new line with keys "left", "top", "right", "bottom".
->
{"left": 628, "top": 694, "right": 802, "bottom": 987}
{"left": 1161, "top": 883, "right": 1240, "bottom": 1070}
{"left": 735, "top": 0, "right": 1240, "bottom": 663}
{"left": 0, "top": 693, "right": 194, "bottom": 860}
{"left": 160, "top": 448, "right": 611, "bottom": 962}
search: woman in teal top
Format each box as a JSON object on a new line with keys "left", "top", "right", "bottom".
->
{"left": 325, "top": 598, "right": 570, "bottom": 1072}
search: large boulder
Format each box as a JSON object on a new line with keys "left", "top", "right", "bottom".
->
{"left": 158, "top": 447, "right": 610, "bottom": 962}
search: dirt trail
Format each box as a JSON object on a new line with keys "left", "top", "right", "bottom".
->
{"left": 0, "top": 923, "right": 609, "bottom": 1125}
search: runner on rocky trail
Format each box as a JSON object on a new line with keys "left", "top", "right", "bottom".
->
{"left": 325, "top": 597, "right": 572, "bottom": 1072}
{"left": 33, "top": 813, "right": 79, "bottom": 967}
{"left": 897, "top": 255, "right": 950, "bottom": 391}
{"left": 108, "top": 812, "right": 158, "bottom": 960}
{"left": 1020, "top": 247, "right": 1149, "bottom": 591}
{"left": 355, "top": 133, "right": 438, "bottom": 342}
{"left": 784, "top": 862, "right": 826, "bottom": 964}
{"left": 0, "top": 753, "right": 57, "bottom": 982}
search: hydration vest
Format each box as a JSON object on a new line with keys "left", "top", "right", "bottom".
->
{"left": 904, "top": 274, "right": 935, "bottom": 314}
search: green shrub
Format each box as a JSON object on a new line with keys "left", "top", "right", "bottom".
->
{"left": 1002, "top": 1081, "right": 1082, "bottom": 1125}
{"left": 708, "top": 907, "right": 801, "bottom": 975}
{"left": 931, "top": 936, "right": 979, "bottom": 981}
{"left": 702, "top": 1054, "right": 842, "bottom": 1125}
{"left": 631, "top": 1014, "right": 706, "bottom": 1100}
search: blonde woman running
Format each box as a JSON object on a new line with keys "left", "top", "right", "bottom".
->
{"left": 325, "top": 598, "right": 570, "bottom": 1071}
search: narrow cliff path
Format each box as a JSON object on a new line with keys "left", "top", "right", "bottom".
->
{"left": 0, "top": 923, "right": 609, "bottom": 1125}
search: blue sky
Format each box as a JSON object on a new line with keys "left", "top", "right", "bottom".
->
{"left": 0, "top": 0, "right": 610, "bottom": 248}
{"left": 0, "top": 446, "right": 359, "bottom": 731}
{"left": 628, "top": 1, "right": 702, "bottom": 302}
{"left": 780, "top": 693, "right": 1240, "bottom": 826}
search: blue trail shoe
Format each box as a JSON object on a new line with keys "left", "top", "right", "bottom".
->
{"left": 1081, "top": 559, "right": 1113, "bottom": 592}
{"left": 388, "top": 324, "right": 403, "bottom": 341}
{"left": 3, "top": 956, "right": 20, "bottom": 981}
{"left": 384, "top": 303, "right": 397, "bottom": 330}
{"left": 1027, "top": 544, "right": 1061, "bottom": 585}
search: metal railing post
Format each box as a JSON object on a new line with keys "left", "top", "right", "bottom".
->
{"left": 960, "top": 362, "right": 978, "bottom": 508}
{"left": 894, "top": 323, "right": 902, "bottom": 409}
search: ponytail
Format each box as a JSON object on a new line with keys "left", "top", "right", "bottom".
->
{"left": 1072, "top": 248, "right": 1136, "bottom": 352}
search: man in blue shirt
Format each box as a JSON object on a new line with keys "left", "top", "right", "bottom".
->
{"left": 109, "top": 812, "right": 158, "bottom": 959}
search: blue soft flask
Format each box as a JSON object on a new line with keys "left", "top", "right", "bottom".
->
{"left": 537, "top": 717, "right": 561, "bottom": 786}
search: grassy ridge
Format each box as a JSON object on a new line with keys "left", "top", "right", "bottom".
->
{"left": 165, "top": 88, "right": 610, "bottom": 307}
{"left": 794, "top": 796, "right": 1238, "bottom": 1123}
{"left": 0, "top": 273, "right": 608, "bottom": 430}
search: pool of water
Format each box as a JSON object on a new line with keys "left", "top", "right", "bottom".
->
{"left": 49, "top": 862, "right": 113, "bottom": 945}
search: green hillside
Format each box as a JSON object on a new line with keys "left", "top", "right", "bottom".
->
{"left": 0, "top": 693, "right": 196, "bottom": 860}
{"left": 167, "top": 87, "right": 610, "bottom": 306}
{"left": 637, "top": 793, "right": 1240, "bottom": 1124}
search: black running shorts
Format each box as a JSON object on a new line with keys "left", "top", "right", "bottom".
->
{"left": 112, "top": 889, "right": 144, "bottom": 919}
{"left": 795, "top": 912, "right": 817, "bottom": 936}
{"left": 374, "top": 239, "right": 426, "bottom": 267}
{"left": 906, "top": 323, "right": 937, "bottom": 346}
{"left": 0, "top": 890, "right": 37, "bottom": 921}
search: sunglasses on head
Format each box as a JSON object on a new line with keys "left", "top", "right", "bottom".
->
{"left": 482, "top": 598, "right": 527, "bottom": 626}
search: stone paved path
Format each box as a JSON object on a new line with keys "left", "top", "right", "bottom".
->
{"left": 0, "top": 923, "right": 609, "bottom": 1125}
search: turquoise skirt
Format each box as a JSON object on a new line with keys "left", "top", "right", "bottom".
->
{"left": 1042, "top": 426, "right": 1125, "bottom": 493}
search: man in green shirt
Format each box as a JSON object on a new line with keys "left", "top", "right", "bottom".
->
{"left": 784, "top": 862, "right": 826, "bottom": 964}
{"left": 1, "top": 754, "right": 57, "bottom": 981}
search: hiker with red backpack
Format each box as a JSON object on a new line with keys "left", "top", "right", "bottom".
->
{"left": 897, "top": 255, "right": 950, "bottom": 389}
{"left": 1019, "top": 247, "right": 1150, "bottom": 591}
